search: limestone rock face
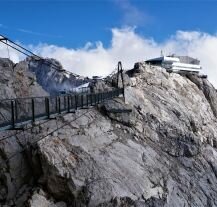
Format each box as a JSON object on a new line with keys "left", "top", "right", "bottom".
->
{"left": 28, "top": 58, "right": 89, "bottom": 95}
{"left": 34, "top": 63, "right": 217, "bottom": 206}
{"left": 0, "top": 58, "right": 48, "bottom": 206}
{"left": 0, "top": 58, "right": 48, "bottom": 99}
{"left": 2, "top": 60, "right": 217, "bottom": 206}
{"left": 28, "top": 189, "right": 66, "bottom": 207}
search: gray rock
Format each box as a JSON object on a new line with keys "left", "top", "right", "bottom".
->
{"left": 2, "top": 60, "right": 217, "bottom": 207}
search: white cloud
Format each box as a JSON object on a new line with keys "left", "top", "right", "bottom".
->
{"left": 115, "top": 0, "right": 150, "bottom": 27}
{"left": 1, "top": 28, "right": 217, "bottom": 88}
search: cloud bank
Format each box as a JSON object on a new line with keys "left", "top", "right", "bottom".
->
{"left": 1, "top": 27, "right": 217, "bottom": 88}
{"left": 114, "top": 0, "right": 150, "bottom": 27}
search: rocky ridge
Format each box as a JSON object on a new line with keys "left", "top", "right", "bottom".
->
{"left": 1, "top": 60, "right": 217, "bottom": 206}
{"left": 28, "top": 58, "right": 89, "bottom": 95}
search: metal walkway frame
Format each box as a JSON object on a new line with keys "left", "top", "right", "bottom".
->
{"left": 0, "top": 88, "right": 124, "bottom": 131}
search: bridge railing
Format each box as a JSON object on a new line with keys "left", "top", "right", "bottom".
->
{"left": 0, "top": 88, "right": 124, "bottom": 130}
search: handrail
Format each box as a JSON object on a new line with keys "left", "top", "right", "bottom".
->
{"left": 0, "top": 88, "right": 124, "bottom": 131}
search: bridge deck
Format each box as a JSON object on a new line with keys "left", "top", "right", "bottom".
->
{"left": 0, "top": 88, "right": 124, "bottom": 131}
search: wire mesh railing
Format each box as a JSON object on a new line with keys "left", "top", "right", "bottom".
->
{"left": 0, "top": 88, "right": 124, "bottom": 130}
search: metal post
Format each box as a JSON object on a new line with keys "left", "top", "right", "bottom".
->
{"left": 71, "top": 96, "right": 73, "bottom": 108}
{"left": 75, "top": 95, "right": 77, "bottom": 110}
{"left": 81, "top": 95, "right": 83, "bottom": 108}
{"left": 90, "top": 94, "right": 93, "bottom": 106}
{"left": 11, "top": 100, "right": 15, "bottom": 129}
{"left": 45, "top": 97, "right": 50, "bottom": 119}
{"left": 86, "top": 94, "right": 88, "bottom": 107}
{"left": 120, "top": 63, "right": 125, "bottom": 102}
{"left": 97, "top": 93, "right": 99, "bottom": 104}
{"left": 14, "top": 100, "right": 18, "bottom": 121}
{"left": 32, "top": 99, "right": 35, "bottom": 122}
{"left": 58, "top": 97, "right": 61, "bottom": 114}
{"left": 67, "top": 96, "right": 70, "bottom": 112}
{"left": 55, "top": 97, "right": 58, "bottom": 113}
{"left": 64, "top": 96, "right": 66, "bottom": 111}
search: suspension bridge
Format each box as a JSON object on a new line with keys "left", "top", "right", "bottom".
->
{"left": 0, "top": 34, "right": 125, "bottom": 131}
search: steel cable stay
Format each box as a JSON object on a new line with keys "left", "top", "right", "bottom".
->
{"left": 3, "top": 108, "right": 93, "bottom": 182}
{"left": 0, "top": 116, "right": 56, "bottom": 142}
{"left": 5, "top": 108, "right": 94, "bottom": 163}
{"left": 0, "top": 34, "right": 75, "bottom": 75}
{"left": 0, "top": 34, "right": 124, "bottom": 82}
{"left": 0, "top": 34, "right": 125, "bottom": 131}
{"left": 0, "top": 88, "right": 124, "bottom": 131}
{"left": 0, "top": 37, "right": 126, "bottom": 181}
{"left": 0, "top": 34, "right": 126, "bottom": 84}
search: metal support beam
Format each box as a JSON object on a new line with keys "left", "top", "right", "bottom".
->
{"left": 45, "top": 98, "right": 50, "bottom": 119}
{"left": 90, "top": 94, "right": 93, "bottom": 106}
{"left": 14, "top": 100, "right": 18, "bottom": 121}
{"left": 55, "top": 97, "right": 58, "bottom": 113}
{"left": 11, "top": 100, "right": 15, "bottom": 129}
{"left": 32, "top": 99, "right": 35, "bottom": 122}
{"left": 117, "top": 61, "right": 125, "bottom": 102}
{"left": 81, "top": 95, "right": 83, "bottom": 108}
{"left": 67, "top": 96, "right": 70, "bottom": 112}
{"left": 75, "top": 95, "right": 77, "bottom": 110}
{"left": 58, "top": 97, "right": 61, "bottom": 114}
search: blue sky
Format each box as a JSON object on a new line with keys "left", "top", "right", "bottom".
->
{"left": 1, "top": 0, "right": 217, "bottom": 47}
{"left": 1, "top": 0, "right": 217, "bottom": 87}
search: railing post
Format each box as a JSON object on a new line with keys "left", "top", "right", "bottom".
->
{"left": 45, "top": 97, "right": 50, "bottom": 119}
{"left": 86, "top": 94, "right": 89, "bottom": 106}
{"left": 86, "top": 94, "right": 88, "bottom": 106}
{"left": 64, "top": 96, "right": 66, "bottom": 111}
{"left": 81, "top": 94, "right": 84, "bottom": 108}
{"left": 58, "top": 97, "right": 61, "bottom": 114}
{"left": 90, "top": 94, "right": 93, "bottom": 106}
{"left": 75, "top": 95, "right": 77, "bottom": 110}
{"left": 55, "top": 97, "right": 58, "bottom": 113}
{"left": 67, "top": 96, "right": 70, "bottom": 112}
{"left": 71, "top": 96, "right": 73, "bottom": 108}
{"left": 14, "top": 100, "right": 18, "bottom": 121}
{"left": 85, "top": 94, "right": 87, "bottom": 107}
{"left": 32, "top": 98, "right": 35, "bottom": 122}
{"left": 87, "top": 94, "right": 89, "bottom": 107}
{"left": 94, "top": 94, "right": 96, "bottom": 105}
{"left": 11, "top": 100, "right": 15, "bottom": 129}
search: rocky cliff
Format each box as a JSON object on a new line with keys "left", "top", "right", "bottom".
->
{"left": 28, "top": 58, "right": 89, "bottom": 95}
{"left": 1, "top": 60, "right": 217, "bottom": 206}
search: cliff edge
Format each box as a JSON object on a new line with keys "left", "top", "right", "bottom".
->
{"left": 1, "top": 61, "right": 217, "bottom": 206}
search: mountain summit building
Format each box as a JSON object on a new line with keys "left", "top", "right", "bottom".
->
{"left": 145, "top": 55, "right": 202, "bottom": 74}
